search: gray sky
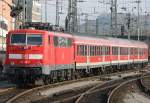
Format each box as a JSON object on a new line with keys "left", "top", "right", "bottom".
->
{"left": 41, "top": 0, "right": 150, "bottom": 26}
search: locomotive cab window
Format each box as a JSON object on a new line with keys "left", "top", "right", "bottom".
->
{"left": 11, "top": 34, "right": 26, "bottom": 45}
{"left": 11, "top": 34, "right": 42, "bottom": 45}
{"left": 27, "top": 34, "right": 42, "bottom": 45}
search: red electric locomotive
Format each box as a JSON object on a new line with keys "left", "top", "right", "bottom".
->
{"left": 4, "top": 22, "right": 148, "bottom": 85}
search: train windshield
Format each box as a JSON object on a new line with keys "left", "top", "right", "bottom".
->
{"left": 11, "top": 34, "right": 42, "bottom": 45}
{"left": 11, "top": 34, "right": 26, "bottom": 45}
{"left": 27, "top": 34, "right": 42, "bottom": 45}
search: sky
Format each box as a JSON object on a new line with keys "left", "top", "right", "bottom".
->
{"left": 41, "top": 0, "right": 150, "bottom": 26}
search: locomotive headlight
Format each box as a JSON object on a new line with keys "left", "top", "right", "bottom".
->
{"left": 24, "top": 60, "right": 30, "bottom": 64}
{"left": 24, "top": 61, "right": 28, "bottom": 64}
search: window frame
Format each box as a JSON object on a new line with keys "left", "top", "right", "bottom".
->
{"left": 27, "top": 34, "right": 43, "bottom": 46}
{"left": 10, "top": 34, "right": 43, "bottom": 46}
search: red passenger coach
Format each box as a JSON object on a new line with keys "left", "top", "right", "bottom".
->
{"left": 4, "top": 22, "right": 148, "bottom": 85}
{"left": 74, "top": 36, "right": 148, "bottom": 71}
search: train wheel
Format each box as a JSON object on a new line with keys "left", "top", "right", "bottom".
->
{"left": 75, "top": 70, "right": 82, "bottom": 79}
{"left": 71, "top": 69, "right": 76, "bottom": 80}
{"left": 43, "top": 76, "right": 49, "bottom": 85}
{"left": 64, "top": 69, "right": 69, "bottom": 80}
{"left": 57, "top": 70, "right": 63, "bottom": 82}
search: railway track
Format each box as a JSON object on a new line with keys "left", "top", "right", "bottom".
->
{"left": 140, "top": 76, "right": 150, "bottom": 94}
{"left": 5, "top": 68, "right": 147, "bottom": 103}
{"left": 6, "top": 77, "right": 102, "bottom": 103}
{"left": 1, "top": 66, "right": 149, "bottom": 103}
{"left": 107, "top": 75, "right": 150, "bottom": 103}
{"left": 75, "top": 72, "right": 150, "bottom": 103}
{"left": 0, "top": 87, "right": 26, "bottom": 103}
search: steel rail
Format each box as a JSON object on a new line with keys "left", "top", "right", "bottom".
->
{"left": 6, "top": 66, "right": 150, "bottom": 103}
{"left": 107, "top": 74, "right": 150, "bottom": 103}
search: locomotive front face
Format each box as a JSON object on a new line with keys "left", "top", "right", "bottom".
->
{"left": 6, "top": 33, "right": 43, "bottom": 66}
{"left": 4, "top": 31, "right": 46, "bottom": 84}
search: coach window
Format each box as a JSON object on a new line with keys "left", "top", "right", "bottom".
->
{"left": 96, "top": 46, "right": 98, "bottom": 56}
{"left": 101, "top": 46, "right": 105, "bottom": 55}
{"left": 142, "top": 49, "right": 144, "bottom": 56}
{"left": 108, "top": 47, "right": 110, "bottom": 55}
{"left": 112, "top": 47, "right": 114, "bottom": 55}
{"left": 135, "top": 48, "right": 138, "bottom": 55}
{"left": 99, "top": 47, "right": 101, "bottom": 55}
{"left": 125, "top": 48, "right": 128, "bottom": 55}
{"left": 11, "top": 34, "right": 26, "bottom": 45}
{"left": 27, "top": 34, "right": 43, "bottom": 45}
{"left": 100, "top": 46, "right": 102, "bottom": 55}
{"left": 112, "top": 47, "right": 118, "bottom": 55}
{"left": 120, "top": 47, "right": 123, "bottom": 55}
{"left": 143, "top": 49, "right": 145, "bottom": 55}
{"left": 140, "top": 49, "right": 142, "bottom": 56}
{"left": 105, "top": 47, "right": 108, "bottom": 55}
{"left": 97, "top": 46, "right": 100, "bottom": 55}
{"left": 139, "top": 49, "right": 141, "bottom": 56}
{"left": 84, "top": 45, "right": 87, "bottom": 56}
{"left": 92, "top": 46, "right": 94, "bottom": 56}
{"left": 120, "top": 47, "right": 122, "bottom": 55}
{"left": 94, "top": 46, "right": 96, "bottom": 56}
{"left": 93, "top": 46, "right": 95, "bottom": 56}
{"left": 105, "top": 46, "right": 107, "bottom": 55}
{"left": 143, "top": 49, "right": 144, "bottom": 55}
{"left": 130, "top": 48, "right": 133, "bottom": 55}
{"left": 90, "top": 46, "right": 92, "bottom": 56}
{"left": 105, "top": 46, "right": 109, "bottom": 55}
{"left": 90, "top": 46, "right": 91, "bottom": 56}
{"left": 124, "top": 48, "right": 128, "bottom": 55}
{"left": 81, "top": 45, "right": 85, "bottom": 56}
{"left": 89, "top": 46, "right": 91, "bottom": 56}
{"left": 116, "top": 47, "right": 119, "bottom": 55}
{"left": 77, "top": 45, "right": 80, "bottom": 55}
{"left": 79, "top": 45, "right": 82, "bottom": 55}
{"left": 127, "top": 48, "right": 129, "bottom": 55}
{"left": 90, "top": 46, "right": 94, "bottom": 56}
{"left": 140, "top": 49, "right": 143, "bottom": 56}
{"left": 96, "top": 46, "right": 99, "bottom": 55}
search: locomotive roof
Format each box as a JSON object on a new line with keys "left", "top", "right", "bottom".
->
{"left": 8, "top": 29, "right": 73, "bottom": 38}
{"left": 8, "top": 29, "right": 48, "bottom": 34}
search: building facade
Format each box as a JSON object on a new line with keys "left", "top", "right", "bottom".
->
{"left": 0, "top": 0, "right": 13, "bottom": 51}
